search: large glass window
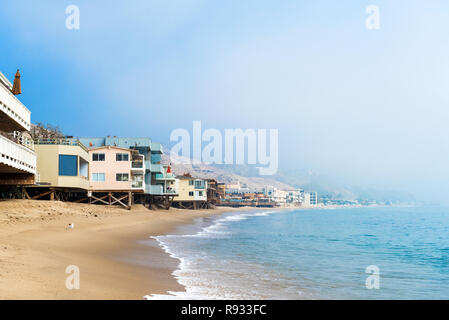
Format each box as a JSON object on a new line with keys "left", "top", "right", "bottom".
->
{"left": 59, "top": 155, "right": 78, "bottom": 176}
{"left": 116, "top": 153, "right": 129, "bottom": 161}
{"left": 151, "top": 153, "right": 162, "bottom": 164}
{"left": 92, "top": 173, "right": 105, "bottom": 182}
{"left": 116, "top": 173, "right": 129, "bottom": 181}
{"left": 189, "top": 191, "right": 194, "bottom": 197}
{"left": 92, "top": 153, "right": 105, "bottom": 161}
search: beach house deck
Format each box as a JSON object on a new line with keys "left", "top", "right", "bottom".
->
{"left": 0, "top": 71, "right": 36, "bottom": 187}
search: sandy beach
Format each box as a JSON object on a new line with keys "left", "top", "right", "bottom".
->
{"left": 0, "top": 200, "right": 246, "bottom": 300}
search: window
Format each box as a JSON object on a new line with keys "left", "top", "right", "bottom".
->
{"left": 151, "top": 153, "right": 162, "bottom": 163}
{"left": 93, "top": 153, "right": 105, "bottom": 161}
{"left": 59, "top": 155, "right": 78, "bottom": 176}
{"left": 189, "top": 180, "right": 194, "bottom": 186}
{"left": 116, "top": 153, "right": 129, "bottom": 161}
{"left": 198, "top": 191, "right": 203, "bottom": 197}
{"left": 80, "top": 159, "right": 89, "bottom": 178}
{"left": 92, "top": 173, "right": 105, "bottom": 182}
{"left": 116, "top": 173, "right": 129, "bottom": 181}
{"left": 195, "top": 180, "right": 205, "bottom": 188}
{"left": 189, "top": 191, "right": 194, "bottom": 197}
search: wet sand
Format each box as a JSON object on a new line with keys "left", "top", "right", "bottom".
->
{"left": 0, "top": 199, "right": 247, "bottom": 299}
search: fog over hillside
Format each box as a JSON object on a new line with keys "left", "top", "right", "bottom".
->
{"left": 163, "top": 149, "right": 416, "bottom": 204}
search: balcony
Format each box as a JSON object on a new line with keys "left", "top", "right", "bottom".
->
{"left": 131, "top": 160, "right": 145, "bottom": 172}
{"left": 147, "top": 163, "right": 163, "bottom": 173}
{"left": 132, "top": 161, "right": 143, "bottom": 169}
{"left": 0, "top": 79, "right": 31, "bottom": 132}
{"left": 146, "top": 184, "right": 177, "bottom": 195}
{"left": 150, "top": 142, "right": 163, "bottom": 154}
{"left": 132, "top": 180, "right": 144, "bottom": 189}
{"left": 0, "top": 134, "right": 36, "bottom": 174}
{"left": 155, "top": 172, "right": 176, "bottom": 180}
{"left": 146, "top": 184, "right": 163, "bottom": 195}
{"left": 131, "top": 172, "right": 144, "bottom": 190}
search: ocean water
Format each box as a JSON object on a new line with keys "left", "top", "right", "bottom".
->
{"left": 150, "top": 206, "right": 449, "bottom": 299}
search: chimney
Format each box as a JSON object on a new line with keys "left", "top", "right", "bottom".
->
{"left": 12, "top": 69, "right": 21, "bottom": 95}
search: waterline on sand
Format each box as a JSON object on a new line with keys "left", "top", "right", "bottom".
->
{"left": 146, "top": 210, "right": 302, "bottom": 300}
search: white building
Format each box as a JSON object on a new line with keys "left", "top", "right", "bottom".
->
{"left": 226, "top": 181, "right": 256, "bottom": 194}
{"left": 286, "top": 189, "right": 303, "bottom": 205}
{"left": 302, "top": 192, "right": 318, "bottom": 207}
{"left": 0, "top": 70, "right": 36, "bottom": 186}
{"left": 303, "top": 193, "right": 311, "bottom": 206}
{"left": 263, "top": 186, "right": 287, "bottom": 204}
{"left": 310, "top": 192, "right": 318, "bottom": 206}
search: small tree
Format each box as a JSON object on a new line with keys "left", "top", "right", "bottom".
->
{"left": 30, "top": 123, "right": 65, "bottom": 139}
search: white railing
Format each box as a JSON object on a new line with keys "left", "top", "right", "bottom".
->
{"left": 0, "top": 134, "right": 36, "bottom": 174}
{"left": 2, "top": 131, "right": 35, "bottom": 151}
{"left": 0, "top": 82, "right": 31, "bottom": 131}
{"left": 146, "top": 184, "right": 163, "bottom": 195}
{"left": 34, "top": 138, "right": 89, "bottom": 153}
{"left": 132, "top": 181, "right": 144, "bottom": 189}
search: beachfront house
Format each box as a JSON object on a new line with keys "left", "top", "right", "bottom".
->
{"left": 153, "top": 164, "right": 176, "bottom": 195}
{"left": 217, "top": 182, "right": 226, "bottom": 200}
{"left": 79, "top": 137, "right": 177, "bottom": 208}
{"left": 0, "top": 70, "right": 36, "bottom": 187}
{"left": 86, "top": 145, "right": 146, "bottom": 209}
{"left": 89, "top": 146, "right": 145, "bottom": 192}
{"left": 172, "top": 175, "right": 208, "bottom": 209}
{"left": 206, "top": 179, "right": 219, "bottom": 206}
{"left": 31, "top": 138, "right": 89, "bottom": 200}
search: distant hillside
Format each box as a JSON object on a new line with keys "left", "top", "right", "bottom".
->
{"left": 272, "top": 168, "right": 416, "bottom": 204}
{"left": 162, "top": 148, "right": 415, "bottom": 204}
{"left": 161, "top": 153, "right": 295, "bottom": 190}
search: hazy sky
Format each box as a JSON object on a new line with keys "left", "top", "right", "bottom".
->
{"left": 1, "top": 1, "right": 448, "bottom": 203}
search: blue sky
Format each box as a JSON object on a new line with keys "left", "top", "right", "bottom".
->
{"left": 1, "top": 1, "right": 449, "bottom": 202}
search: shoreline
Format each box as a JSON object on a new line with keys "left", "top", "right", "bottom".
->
{"left": 149, "top": 208, "right": 283, "bottom": 299}
{"left": 0, "top": 200, "right": 376, "bottom": 300}
{"left": 0, "top": 199, "right": 257, "bottom": 299}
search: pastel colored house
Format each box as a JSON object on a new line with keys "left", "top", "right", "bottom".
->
{"left": 79, "top": 137, "right": 170, "bottom": 195}
{"left": 33, "top": 138, "right": 90, "bottom": 191}
{"left": 89, "top": 146, "right": 145, "bottom": 192}
{"left": 172, "top": 175, "right": 208, "bottom": 209}
{"left": 79, "top": 136, "right": 177, "bottom": 208}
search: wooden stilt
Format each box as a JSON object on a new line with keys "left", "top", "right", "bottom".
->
{"left": 110, "top": 193, "right": 130, "bottom": 209}
{"left": 22, "top": 188, "right": 31, "bottom": 200}
{"left": 74, "top": 197, "right": 88, "bottom": 203}
{"left": 90, "top": 194, "right": 109, "bottom": 205}
{"left": 30, "top": 190, "right": 53, "bottom": 200}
